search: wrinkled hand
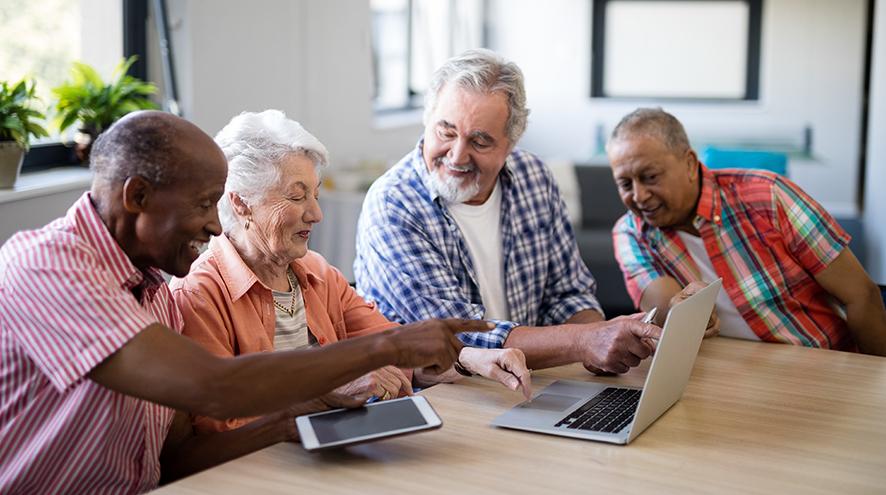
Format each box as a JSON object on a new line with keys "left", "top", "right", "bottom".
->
{"left": 671, "top": 281, "right": 720, "bottom": 338}
{"left": 576, "top": 317, "right": 661, "bottom": 375}
{"left": 335, "top": 366, "right": 413, "bottom": 401}
{"left": 282, "top": 391, "right": 369, "bottom": 441}
{"left": 387, "top": 319, "right": 494, "bottom": 374}
{"left": 459, "top": 347, "right": 532, "bottom": 400}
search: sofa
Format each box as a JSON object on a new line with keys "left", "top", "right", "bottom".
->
{"left": 572, "top": 164, "right": 636, "bottom": 317}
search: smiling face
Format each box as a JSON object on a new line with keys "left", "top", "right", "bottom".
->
{"left": 243, "top": 153, "right": 322, "bottom": 263}
{"left": 608, "top": 135, "right": 701, "bottom": 230}
{"left": 422, "top": 84, "right": 512, "bottom": 205}
{"left": 133, "top": 135, "right": 228, "bottom": 278}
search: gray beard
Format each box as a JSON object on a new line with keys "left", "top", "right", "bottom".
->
{"left": 426, "top": 162, "right": 481, "bottom": 204}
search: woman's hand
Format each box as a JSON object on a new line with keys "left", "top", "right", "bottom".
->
{"left": 458, "top": 347, "right": 532, "bottom": 400}
{"left": 335, "top": 365, "right": 413, "bottom": 401}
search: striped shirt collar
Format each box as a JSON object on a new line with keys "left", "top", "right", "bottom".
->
{"left": 72, "top": 192, "right": 165, "bottom": 301}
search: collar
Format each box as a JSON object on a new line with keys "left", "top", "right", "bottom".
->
{"left": 71, "top": 192, "right": 166, "bottom": 301}
{"left": 411, "top": 137, "right": 515, "bottom": 204}
{"left": 209, "top": 233, "right": 322, "bottom": 301}
{"left": 693, "top": 164, "right": 722, "bottom": 228}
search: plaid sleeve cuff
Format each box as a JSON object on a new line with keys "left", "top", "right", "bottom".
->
{"left": 544, "top": 294, "right": 605, "bottom": 325}
{"left": 456, "top": 320, "right": 520, "bottom": 348}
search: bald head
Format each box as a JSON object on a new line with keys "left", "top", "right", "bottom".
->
{"left": 90, "top": 110, "right": 224, "bottom": 187}
{"left": 87, "top": 111, "right": 228, "bottom": 277}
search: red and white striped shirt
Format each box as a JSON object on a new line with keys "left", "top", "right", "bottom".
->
{"left": 0, "top": 192, "right": 182, "bottom": 494}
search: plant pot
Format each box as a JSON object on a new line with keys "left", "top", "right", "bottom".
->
{"left": 74, "top": 126, "right": 101, "bottom": 164}
{"left": 0, "top": 141, "right": 25, "bottom": 189}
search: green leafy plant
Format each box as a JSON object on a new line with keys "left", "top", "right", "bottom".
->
{"left": 0, "top": 79, "right": 49, "bottom": 151}
{"left": 52, "top": 55, "right": 158, "bottom": 136}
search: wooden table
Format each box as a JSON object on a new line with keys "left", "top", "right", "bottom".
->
{"left": 156, "top": 338, "right": 886, "bottom": 494}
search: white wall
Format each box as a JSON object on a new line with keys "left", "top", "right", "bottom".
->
{"left": 162, "top": 0, "right": 423, "bottom": 167}
{"left": 154, "top": 0, "right": 878, "bottom": 274}
{"left": 80, "top": 0, "right": 122, "bottom": 75}
{"left": 488, "top": 0, "right": 868, "bottom": 214}
{"left": 163, "top": 0, "right": 868, "bottom": 211}
{"left": 864, "top": 0, "right": 886, "bottom": 284}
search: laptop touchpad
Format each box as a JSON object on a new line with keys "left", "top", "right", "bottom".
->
{"left": 519, "top": 393, "right": 583, "bottom": 412}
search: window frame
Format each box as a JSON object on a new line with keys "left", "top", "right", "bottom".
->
{"left": 590, "top": 0, "right": 763, "bottom": 101}
{"left": 371, "top": 0, "right": 490, "bottom": 114}
{"left": 21, "top": 0, "right": 149, "bottom": 172}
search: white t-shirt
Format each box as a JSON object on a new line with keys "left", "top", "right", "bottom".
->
{"left": 448, "top": 180, "right": 510, "bottom": 320}
{"left": 676, "top": 231, "right": 759, "bottom": 341}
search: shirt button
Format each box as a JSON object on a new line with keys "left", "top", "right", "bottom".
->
{"left": 713, "top": 215, "right": 721, "bottom": 222}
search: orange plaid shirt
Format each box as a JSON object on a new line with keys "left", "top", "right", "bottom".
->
{"left": 613, "top": 165, "right": 854, "bottom": 351}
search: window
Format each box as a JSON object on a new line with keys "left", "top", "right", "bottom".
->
{"left": 370, "top": 0, "right": 486, "bottom": 113}
{"left": 0, "top": 0, "right": 148, "bottom": 170}
{"left": 591, "top": 0, "right": 762, "bottom": 100}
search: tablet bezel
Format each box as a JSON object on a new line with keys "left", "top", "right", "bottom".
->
{"left": 296, "top": 395, "right": 442, "bottom": 451}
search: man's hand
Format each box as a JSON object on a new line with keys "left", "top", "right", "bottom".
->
{"left": 574, "top": 318, "right": 662, "bottom": 375}
{"left": 386, "top": 319, "right": 494, "bottom": 373}
{"left": 282, "top": 392, "right": 370, "bottom": 441}
{"left": 670, "top": 281, "right": 720, "bottom": 338}
{"left": 335, "top": 366, "right": 413, "bottom": 401}
{"left": 458, "top": 347, "right": 532, "bottom": 400}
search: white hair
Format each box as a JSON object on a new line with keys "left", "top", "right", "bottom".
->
{"left": 214, "top": 109, "right": 329, "bottom": 232}
{"left": 423, "top": 48, "right": 529, "bottom": 143}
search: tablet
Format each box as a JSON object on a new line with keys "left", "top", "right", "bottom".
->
{"left": 296, "top": 396, "right": 442, "bottom": 451}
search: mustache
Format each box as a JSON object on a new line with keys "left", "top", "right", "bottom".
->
{"left": 434, "top": 156, "right": 477, "bottom": 172}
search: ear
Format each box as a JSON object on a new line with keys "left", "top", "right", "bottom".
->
{"left": 121, "top": 176, "right": 154, "bottom": 214}
{"left": 228, "top": 191, "right": 252, "bottom": 218}
{"left": 685, "top": 149, "right": 700, "bottom": 183}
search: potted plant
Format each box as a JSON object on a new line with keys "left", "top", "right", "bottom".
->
{"left": 0, "top": 79, "right": 49, "bottom": 188}
{"left": 52, "top": 56, "right": 158, "bottom": 162}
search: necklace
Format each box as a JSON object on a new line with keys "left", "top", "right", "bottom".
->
{"left": 273, "top": 269, "right": 298, "bottom": 317}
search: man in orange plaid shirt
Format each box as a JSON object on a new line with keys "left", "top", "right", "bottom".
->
{"left": 609, "top": 108, "right": 886, "bottom": 355}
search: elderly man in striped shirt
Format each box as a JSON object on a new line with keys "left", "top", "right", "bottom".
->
{"left": 0, "top": 111, "right": 487, "bottom": 493}
{"left": 609, "top": 107, "right": 886, "bottom": 355}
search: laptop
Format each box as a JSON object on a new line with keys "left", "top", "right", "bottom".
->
{"left": 491, "top": 279, "right": 721, "bottom": 445}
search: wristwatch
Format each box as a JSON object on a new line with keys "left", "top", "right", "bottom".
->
{"left": 453, "top": 360, "right": 474, "bottom": 377}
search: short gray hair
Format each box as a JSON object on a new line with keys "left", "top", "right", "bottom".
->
{"left": 423, "top": 48, "right": 530, "bottom": 143}
{"left": 607, "top": 107, "right": 691, "bottom": 155}
{"left": 214, "top": 109, "right": 329, "bottom": 232}
{"left": 90, "top": 113, "right": 177, "bottom": 185}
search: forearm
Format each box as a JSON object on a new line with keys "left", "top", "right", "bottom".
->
{"left": 565, "top": 309, "right": 605, "bottom": 324}
{"left": 91, "top": 325, "right": 397, "bottom": 420}
{"left": 160, "top": 412, "right": 290, "bottom": 485}
{"left": 503, "top": 324, "right": 582, "bottom": 370}
{"left": 845, "top": 288, "right": 886, "bottom": 356}
{"left": 201, "top": 333, "right": 397, "bottom": 418}
{"left": 639, "top": 277, "right": 684, "bottom": 326}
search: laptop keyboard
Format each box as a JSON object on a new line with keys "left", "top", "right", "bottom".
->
{"left": 554, "top": 387, "right": 641, "bottom": 433}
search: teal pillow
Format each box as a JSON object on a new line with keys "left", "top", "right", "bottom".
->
{"left": 700, "top": 147, "right": 788, "bottom": 176}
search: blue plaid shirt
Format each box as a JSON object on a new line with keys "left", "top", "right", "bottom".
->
{"left": 354, "top": 139, "right": 602, "bottom": 348}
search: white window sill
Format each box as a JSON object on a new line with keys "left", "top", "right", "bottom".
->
{"left": 0, "top": 167, "right": 93, "bottom": 205}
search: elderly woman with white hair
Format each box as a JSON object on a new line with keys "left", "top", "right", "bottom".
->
{"left": 170, "top": 109, "right": 530, "bottom": 434}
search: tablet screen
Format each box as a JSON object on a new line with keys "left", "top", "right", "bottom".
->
{"left": 311, "top": 399, "right": 428, "bottom": 444}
